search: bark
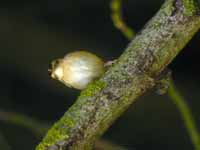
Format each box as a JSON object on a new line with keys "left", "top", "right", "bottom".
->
{"left": 36, "top": 0, "right": 200, "bottom": 149}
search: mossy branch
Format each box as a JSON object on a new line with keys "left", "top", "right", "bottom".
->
{"left": 36, "top": 0, "right": 200, "bottom": 149}
{"left": 0, "top": 109, "right": 128, "bottom": 150}
{"left": 110, "top": 0, "right": 200, "bottom": 149}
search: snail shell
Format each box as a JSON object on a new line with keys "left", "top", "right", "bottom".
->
{"left": 49, "top": 51, "right": 105, "bottom": 90}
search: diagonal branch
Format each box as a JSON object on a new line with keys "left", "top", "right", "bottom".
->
{"left": 36, "top": 0, "right": 200, "bottom": 150}
{"left": 110, "top": 0, "right": 200, "bottom": 149}
{"left": 0, "top": 109, "right": 128, "bottom": 150}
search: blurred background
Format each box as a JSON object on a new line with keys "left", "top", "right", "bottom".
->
{"left": 0, "top": 0, "right": 200, "bottom": 149}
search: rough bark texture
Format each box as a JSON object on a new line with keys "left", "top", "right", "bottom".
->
{"left": 36, "top": 0, "right": 200, "bottom": 150}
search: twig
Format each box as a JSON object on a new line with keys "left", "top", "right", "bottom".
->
{"left": 168, "top": 80, "right": 200, "bottom": 150}
{"left": 110, "top": 0, "right": 134, "bottom": 39}
{"left": 0, "top": 109, "right": 48, "bottom": 138}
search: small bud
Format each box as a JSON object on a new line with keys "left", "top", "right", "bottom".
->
{"left": 49, "top": 51, "right": 105, "bottom": 90}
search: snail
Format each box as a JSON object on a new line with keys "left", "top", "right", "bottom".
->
{"left": 49, "top": 51, "right": 106, "bottom": 90}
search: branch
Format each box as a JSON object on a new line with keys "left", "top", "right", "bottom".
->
{"left": 36, "top": 0, "right": 200, "bottom": 149}
{"left": 0, "top": 110, "right": 128, "bottom": 150}
{"left": 110, "top": 0, "right": 200, "bottom": 149}
{"left": 110, "top": 0, "right": 135, "bottom": 39}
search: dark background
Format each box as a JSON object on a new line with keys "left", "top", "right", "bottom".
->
{"left": 0, "top": 0, "right": 200, "bottom": 149}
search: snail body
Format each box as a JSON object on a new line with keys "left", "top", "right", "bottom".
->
{"left": 50, "top": 51, "right": 105, "bottom": 90}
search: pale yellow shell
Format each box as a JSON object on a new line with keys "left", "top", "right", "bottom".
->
{"left": 49, "top": 51, "right": 105, "bottom": 90}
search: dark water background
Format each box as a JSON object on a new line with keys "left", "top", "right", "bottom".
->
{"left": 0, "top": 0, "right": 200, "bottom": 149}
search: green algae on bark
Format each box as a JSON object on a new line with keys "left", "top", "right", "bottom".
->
{"left": 36, "top": 0, "right": 200, "bottom": 149}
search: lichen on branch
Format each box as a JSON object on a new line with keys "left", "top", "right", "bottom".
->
{"left": 36, "top": 0, "right": 200, "bottom": 150}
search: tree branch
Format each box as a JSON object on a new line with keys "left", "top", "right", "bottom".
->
{"left": 36, "top": 0, "right": 200, "bottom": 149}
{"left": 110, "top": 0, "right": 200, "bottom": 149}
{"left": 0, "top": 109, "right": 128, "bottom": 150}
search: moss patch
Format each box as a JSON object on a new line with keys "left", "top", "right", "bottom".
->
{"left": 182, "top": 0, "right": 197, "bottom": 16}
{"left": 36, "top": 115, "right": 76, "bottom": 150}
{"left": 79, "top": 80, "right": 107, "bottom": 98}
